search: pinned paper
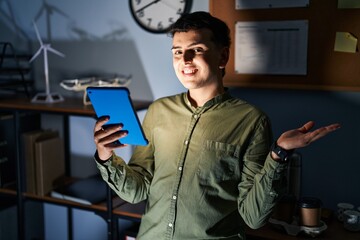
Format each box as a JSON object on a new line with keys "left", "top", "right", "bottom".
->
{"left": 334, "top": 32, "right": 358, "bottom": 53}
{"left": 338, "top": 0, "right": 360, "bottom": 9}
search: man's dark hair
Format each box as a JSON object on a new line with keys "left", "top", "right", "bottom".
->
{"left": 168, "top": 11, "right": 231, "bottom": 49}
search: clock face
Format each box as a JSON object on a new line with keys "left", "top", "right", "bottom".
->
{"left": 129, "top": 0, "right": 192, "bottom": 33}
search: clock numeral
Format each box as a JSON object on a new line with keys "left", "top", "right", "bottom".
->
{"left": 169, "top": 17, "right": 174, "bottom": 24}
{"left": 137, "top": 10, "right": 144, "bottom": 18}
{"left": 157, "top": 22, "right": 164, "bottom": 30}
{"left": 135, "top": 0, "right": 142, "bottom": 5}
{"left": 146, "top": 18, "right": 152, "bottom": 26}
{"left": 177, "top": 8, "right": 183, "bottom": 15}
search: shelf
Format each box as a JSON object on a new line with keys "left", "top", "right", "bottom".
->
{"left": 0, "top": 67, "right": 31, "bottom": 74}
{"left": 0, "top": 97, "right": 151, "bottom": 116}
{"left": 1, "top": 54, "right": 31, "bottom": 60}
{"left": 0, "top": 79, "right": 32, "bottom": 85}
{"left": 0, "top": 42, "right": 33, "bottom": 96}
{"left": 0, "top": 97, "right": 151, "bottom": 239}
{"left": 113, "top": 200, "right": 145, "bottom": 221}
{"left": 0, "top": 188, "right": 144, "bottom": 221}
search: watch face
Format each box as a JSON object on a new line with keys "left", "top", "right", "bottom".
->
{"left": 129, "top": 0, "right": 192, "bottom": 33}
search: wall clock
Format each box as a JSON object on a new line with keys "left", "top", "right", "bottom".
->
{"left": 129, "top": 0, "right": 192, "bottom": 34}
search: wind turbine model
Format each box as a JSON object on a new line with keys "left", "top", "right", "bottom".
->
{"left": 30, "top": 21, "right": 65, "bottom": 103}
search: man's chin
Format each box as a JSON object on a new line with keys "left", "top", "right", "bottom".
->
{"left": 180, "top": 81, "right": 197, "bottom": 90}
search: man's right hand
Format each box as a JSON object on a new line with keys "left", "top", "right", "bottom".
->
{"left": 94, "top": 116, "right": 128, "bottom": 161}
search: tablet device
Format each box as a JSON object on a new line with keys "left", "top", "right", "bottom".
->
{"left": 86, "top": 87, "right": 148, "bottom": 146}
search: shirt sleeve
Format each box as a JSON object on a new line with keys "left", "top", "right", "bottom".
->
{"left": 237, "top": 115, "right": 288, "bottom": 229}
{"left": 94, "top": 105, "right": 156, "bottom": 204}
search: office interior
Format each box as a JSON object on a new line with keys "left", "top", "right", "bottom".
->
{"left": 0, "top": 0, "right": 359, "bottom": 239}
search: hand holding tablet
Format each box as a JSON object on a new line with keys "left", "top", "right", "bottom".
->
{"left": 87, "top": 87, "right": 148, "bottom": 146}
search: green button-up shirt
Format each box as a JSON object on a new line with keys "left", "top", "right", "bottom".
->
{"left": 95, "top": 91, "right": 287, "bottom": 239}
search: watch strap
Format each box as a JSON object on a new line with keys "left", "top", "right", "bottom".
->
{"left": 270, "top": 141, "right": 294, "bottom": 163}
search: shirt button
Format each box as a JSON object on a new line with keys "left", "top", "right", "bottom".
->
{"left": 184, "top": 140, "right": 189, "bottom": 145}
{"left": 269, "top": 191, "right": 277, "bottom": 197}
{"left": 178, "top": 166, "right": 182, "bottom": 171}
{"left": 168, "top": 223, "right": 173, "bottom": 227}
{"left": 193, "top": 114, "right": 198, "bottom": 119}
{"left": 172, "top": 195, "right": 177, "bottom": 200}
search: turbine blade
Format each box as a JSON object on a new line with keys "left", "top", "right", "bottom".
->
{"left": 29, "top": 47, "right": 43, "bottom": 63}
{"left": 32, "top": 21, "right": 43, "bottom": 45}
{"left": 46, "top": 46, "right": 65, "bottom": 58}
{"left": 52, "top": 6, "right": 70, "bottom": 18}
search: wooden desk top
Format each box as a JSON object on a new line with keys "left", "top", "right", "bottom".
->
{"left": 246, "top": 220, "right": 360, "bottom": 240}
{"left": 0, "top": 97, "right": 152, "bottom": 116}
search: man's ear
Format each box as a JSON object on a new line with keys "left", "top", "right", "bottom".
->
{"left": 219, "top": 47, "right": 230, "bottom": 68}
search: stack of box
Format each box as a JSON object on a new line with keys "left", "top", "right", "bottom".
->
{"left": 22, "top": 130, "right": 65, "bottom": 196}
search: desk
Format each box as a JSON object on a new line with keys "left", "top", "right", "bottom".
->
{"left": 246, "top": 220, "right": 360, "bottom": 240}
{"left": 0, "top": 97, "right": 151, "bottom": 240}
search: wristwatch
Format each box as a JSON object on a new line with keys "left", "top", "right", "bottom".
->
{"left": 270, "top": 141, "right": 294, "bottom": 163}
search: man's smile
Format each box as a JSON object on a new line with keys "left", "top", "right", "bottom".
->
{"left": 182, "top": 67, "right": 198, "bottom": 75}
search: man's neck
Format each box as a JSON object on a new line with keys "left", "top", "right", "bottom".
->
{"left": 188, "top": 86, "right": 225, "bottom": 107}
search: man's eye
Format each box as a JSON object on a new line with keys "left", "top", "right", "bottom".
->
{"left": 194, "top": 48, "right": 204, "bottom": 53}
{"left": 173, "top": 50, "right": 182, "bottom": 55}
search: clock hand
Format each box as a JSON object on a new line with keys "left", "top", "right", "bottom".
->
{"left": 160, "top": 0, "right": 178, "bottom": 11}
{"left": 136, "top": 0, "right": 161, "bottom": 13}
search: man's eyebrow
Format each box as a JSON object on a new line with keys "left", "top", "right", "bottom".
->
{"left": 171, "top": 41, "right": 203, "bottom": 50}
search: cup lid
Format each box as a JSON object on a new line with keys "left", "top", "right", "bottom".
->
{"left": 344, "top": 210, "right": 360, "bottom": 216}
{"left": 337, "top": 202, "right": 354, "bottom": 209}
{"left": 298, "top": 197, "right": 322, "bottom": 208}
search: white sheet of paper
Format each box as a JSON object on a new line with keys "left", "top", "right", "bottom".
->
{"left": 235, "top": 0, "right": 309, "bottom": 9}
{"left": 234, "top": 20, "right": 308, "bottom": 75}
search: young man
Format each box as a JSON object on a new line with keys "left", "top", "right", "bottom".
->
{"left": 93, "top": 12, "right": 340, "bottom": 239}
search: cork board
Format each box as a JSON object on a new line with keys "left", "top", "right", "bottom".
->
{"left": 209, "top": 0, "right": 360, "bottom": 91}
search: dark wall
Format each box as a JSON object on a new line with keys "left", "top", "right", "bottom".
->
{"left": 229, "top": 87, "right": 360, "bottom": 210}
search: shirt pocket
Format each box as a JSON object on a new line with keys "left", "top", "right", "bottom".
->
{"left": 197, "top": 140, "right": 242, "bottom": 185}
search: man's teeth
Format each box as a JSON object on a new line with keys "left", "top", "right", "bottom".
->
{"left": 184, "top": 68, "right": 196, "bottom": 74}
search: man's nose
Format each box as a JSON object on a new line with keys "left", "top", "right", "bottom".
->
{"left": 183, "top": 50, "right": 195, "bottom": 63}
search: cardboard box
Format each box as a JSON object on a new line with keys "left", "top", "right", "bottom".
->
{"left": 21, "top": 130, "right": 65, "bottom": 196}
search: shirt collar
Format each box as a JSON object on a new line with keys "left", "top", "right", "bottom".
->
{"left": 183, "top": 89, "right": 232, "bottom": 111}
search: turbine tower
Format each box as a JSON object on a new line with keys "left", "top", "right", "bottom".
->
{"left": 30, "top": 21, "right": 65, "bottom": 103}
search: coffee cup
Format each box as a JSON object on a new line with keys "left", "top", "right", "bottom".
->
{"left": 298, "top": 197, "right": 322, "bottom": 227}
{"left": 343, "top": 210, "right": 360, "bottom": 232}
{"left": 337, "top": 203, "right": 354, "bottom": 222}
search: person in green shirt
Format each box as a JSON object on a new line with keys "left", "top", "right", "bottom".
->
{"left": 93, "top": 11, "right": 340, "bottom": 239}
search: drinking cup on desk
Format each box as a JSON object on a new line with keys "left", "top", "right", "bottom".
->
{"left": 298, "top": 197, "right": 322, "bottom": 227}
{"left": 337, "top": 203, "right": 354, "bottom": 222}
{"left": 343, "top": 210, "right": 360, "bottom": 232}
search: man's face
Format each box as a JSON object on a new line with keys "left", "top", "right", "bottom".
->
{"left": 171, "top": 29, "right": 227, "bottom": 90}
